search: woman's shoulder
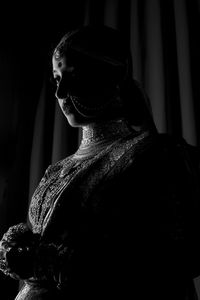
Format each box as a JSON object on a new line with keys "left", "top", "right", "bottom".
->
{"left": 119, "top": 131, "right": 199, "bottom": 189}
{"left": 154, "top": 133, "right": 199, "bottom": 172}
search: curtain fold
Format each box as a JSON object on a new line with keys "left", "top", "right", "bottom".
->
{"left": 174, "top": 0, "right": 197, "bottom": 145}
{"left": 144, "top": 0, "right": 167, "bottom": 133}
{"left": 28, "top": 82, "right": 48, "bottom": 200}
{"left": 130, "top": 0, "right": 142, "bottom": 82}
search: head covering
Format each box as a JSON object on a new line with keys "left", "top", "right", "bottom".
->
{"left": 53, "top": 25, "right": 132, "bottom": 117}
{"left": 54, "top": 25, "right": 129, "bottom": 74}
{"left": 53, "top": 25, "right": 156, "bottom": 131}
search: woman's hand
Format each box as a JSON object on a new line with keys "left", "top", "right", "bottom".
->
{"left": 0, "top": 222, "right": 73, "bottom": 289}
{"left": 0, "top": 223, "right": 39, "bottom": 279}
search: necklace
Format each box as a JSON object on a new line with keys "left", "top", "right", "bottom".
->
{"left": 59, "top": 118, "right": 133, "bottom": 177}
{"left": 74, "top": 118, "right": 132, "bottom": 158}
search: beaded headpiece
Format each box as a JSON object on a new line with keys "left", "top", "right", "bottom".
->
{"left": 53, "top": 25, "right": 130, "bottom": 117}
{"left": 53, "top": 25, "right": 129, "bottom": 70}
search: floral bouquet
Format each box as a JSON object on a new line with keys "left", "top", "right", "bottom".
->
{"left": 0, "top": 222, "right": 72, "bottom": 288}
{"left": 0, "top": 223, "right": 39, "bottom": 280}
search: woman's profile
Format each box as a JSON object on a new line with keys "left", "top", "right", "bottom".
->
{"left": 0, "top": 25, "right": 199, "bottom": 300}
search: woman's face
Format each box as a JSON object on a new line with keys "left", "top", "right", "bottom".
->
{"left": 52, "top": 54, "right": 94, "bottom": 127}
{"left": 52, "top": 52, "right": 123, "bottom": 126}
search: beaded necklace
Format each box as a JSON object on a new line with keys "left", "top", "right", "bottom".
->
{"left": 59, "top": 118, "right": 133, "bottom": 178}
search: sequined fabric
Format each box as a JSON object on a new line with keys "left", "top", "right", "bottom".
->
{"left": 15, "top": 283, "right": 31, "bottom": 300}
{"left": 8, "top": 124, "right": 200, "bottom": 299}
{"left": 14, "top": 282, "right": 60, "bottom": 300}
{"left": 29, "top": 129, "right": 151, "bottom": 235}
{"left": 17, "top": 118, "right": 155, "bottom": 299}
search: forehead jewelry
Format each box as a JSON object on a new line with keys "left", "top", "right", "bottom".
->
{"left": 54, "top": 50, "right": 61, "bottom": 60}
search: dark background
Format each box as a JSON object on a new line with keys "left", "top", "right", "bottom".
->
{"left": 0, "top": 1, "right": 88, "bottom": 297}
{"left": 0, "top": 0, "right": 199, "bottom": 299}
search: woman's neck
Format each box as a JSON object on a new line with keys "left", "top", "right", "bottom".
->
{"left": 74, "top": 118, "right": 133, "bottom": 158}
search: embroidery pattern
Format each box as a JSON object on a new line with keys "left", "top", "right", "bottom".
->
{"left": 29, "top": 131, "right": 151, "bottom": 234}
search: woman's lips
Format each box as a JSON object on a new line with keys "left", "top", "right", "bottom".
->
{"left": 61, "top": 95, "right": 76, "bottom": 114}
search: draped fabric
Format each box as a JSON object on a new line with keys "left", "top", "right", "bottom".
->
{"left": 0, "top": 0, "right": 200, "bottom": 299}
{"left": 29, "top": 0, "right": 200, "bottom": 195}
{"left": 28, "top": 1, "right": 200, "bottom": 298}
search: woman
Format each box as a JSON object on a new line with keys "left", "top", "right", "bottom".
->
{"left": 0, "top": 25, "right": 199, "bottom": 299}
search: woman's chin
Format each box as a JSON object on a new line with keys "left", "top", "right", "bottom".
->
{"left": 64, "top": 112, "right": 90, "bottom": 127}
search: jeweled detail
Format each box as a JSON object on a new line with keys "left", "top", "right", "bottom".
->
{"left": 79, "top": 118, "right": 131, "bottom": 148}
{"left": 28, "top": 128, "right": 151, "bottom": 235}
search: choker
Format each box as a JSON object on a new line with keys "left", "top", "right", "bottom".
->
{"left": 74, "top": 118, "right": 133, "bottom": 158}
